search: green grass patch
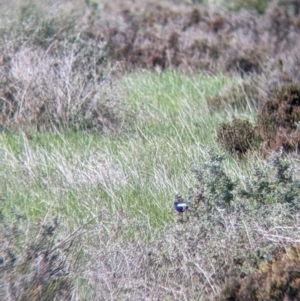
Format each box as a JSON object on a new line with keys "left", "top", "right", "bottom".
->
{"left": 1, "top": 70, "right": 255, "bottom": 239}
{"left": 123, "top": 69, "right": 233, "bottom": 113}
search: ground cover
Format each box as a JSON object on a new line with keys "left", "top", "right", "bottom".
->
{"left": 2, "top": 0, "right": 300, "bottom": 300}
{"left": 1, "top": 70, "right": 239, "bottom": 231}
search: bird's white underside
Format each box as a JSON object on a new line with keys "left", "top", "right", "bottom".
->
{"left": 177, "top": 203, "right": 188, "bottom": 208}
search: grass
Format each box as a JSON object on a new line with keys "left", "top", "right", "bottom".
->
{"left": 1, "top": 70, "right": 251, "bottom": 237}
{"left": 123, "top": 70, "right": 231, "bottom": 111}
{"left": 123, "top": 70, "right": 240, "bottom": 146}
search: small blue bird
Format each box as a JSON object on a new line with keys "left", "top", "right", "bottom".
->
{"left": 174, "top": 200, "right": 189, "bottom": 213}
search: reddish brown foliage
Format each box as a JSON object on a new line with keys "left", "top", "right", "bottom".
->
{"left": 220, "top": 244, "right": 300, "bottom": 301}
{"left": 217, "top": 118, "right": 260, "bottom": 157}
{"left": 258, "top": 83, "right": 300, "bottom": 154}
{"left": 86, "top": 0, "right": 300, "bottom": 76}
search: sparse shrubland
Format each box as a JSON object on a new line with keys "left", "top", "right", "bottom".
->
{"left": 0, "top": 213, "right": 81, "bottom": 301}
{"left": 2, "top": 0, "right": 300, "bottom": 300}
{"left": 80, "top": 152, "right": 300, "bottom": 300}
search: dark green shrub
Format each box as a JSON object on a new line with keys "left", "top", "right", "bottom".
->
{"left": 239, "top": 152, "right": 300, "bottom": 208}
{"left": 190, "top": 151, "right": 300, "bottom": 210}
{"left": 191, "top": 153, "right": 236, "bottom": 208}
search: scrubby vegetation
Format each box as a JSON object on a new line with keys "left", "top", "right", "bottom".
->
{"left": 80, "top": 152, "right": 300, "bottom": 300}
{"left": 220, "top": 243, "right": 300, "bottom": 301}
{"left": 2, "top": 0, "right": 300, "bottom": 300}
{"left": 0, "top": 2, "right": 120, "bottom": 132}
{"left": 258, "top": 83, "right": 300, "bottom": 154}
{"left": 216, "top": 118, "right": 260, "bottom": 157}
{"left": 0, "top": 214, "right": 80, "bottom": 301}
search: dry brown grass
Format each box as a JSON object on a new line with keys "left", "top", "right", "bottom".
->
{"left": 0, "top": 40, "right": 122, "bottom": 131}
{"left": 0, "top": 1, "right": 123, "bottom": 132}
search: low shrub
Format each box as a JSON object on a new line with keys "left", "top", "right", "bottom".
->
{"left": 216, "top": 118, "right": 260, "bottom": 157}
{"left": 257, "top": 83, "right": 300, "bottom": 154}
{"left": 0, "top": 214, "right": 81, "bottom": 301}
{"left": 219, "top": 243, "right": 300, "bottom": 301}
{"left": 191, "top": 153, "right": 236, "bottom": 207}
{"left": 190, "top": 150, "right": 300, "bottom": 209}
